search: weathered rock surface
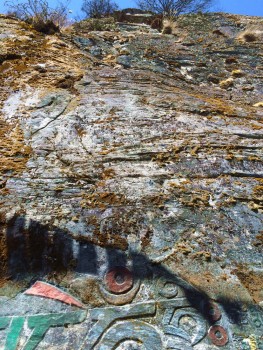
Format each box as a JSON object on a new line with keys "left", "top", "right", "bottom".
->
{"left": 0, "top": 12, "right": 262, "bottom": 349}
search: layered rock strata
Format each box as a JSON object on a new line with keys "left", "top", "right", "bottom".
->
{"left": 0, "top": 12, "right": 262, "bottom": 349}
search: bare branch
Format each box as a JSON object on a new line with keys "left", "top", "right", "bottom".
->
{"left": 4, "top": 0, "right": 70, "bottom": 30}
{"left": 81, "top": 0, "right": 118, "bottom": 19}
{"left": 136, "top": 0, "right": 215, "bottom": 16}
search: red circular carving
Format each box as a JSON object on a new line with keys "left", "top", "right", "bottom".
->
{"left": 206, "top": 302, "right": 221, "bottom": 322}
{"left": 208, "top": 325, "right": 228, "bottom": 346}
{"left": 105, "top": 267, "right": 133, "bottom": 294}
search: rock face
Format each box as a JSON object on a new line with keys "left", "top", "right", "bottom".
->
{"left": 0, "top": 12, "right": 263, "bottom": 349}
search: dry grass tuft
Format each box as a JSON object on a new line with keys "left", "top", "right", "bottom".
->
{"left": 162, "top": 19, "right": 177, "bottom": 35}
{"left": 237, "top": 26, "right": 263, "bottom": 42}
{"left": 162, "top": 25, "right": 172, "bottom": 34}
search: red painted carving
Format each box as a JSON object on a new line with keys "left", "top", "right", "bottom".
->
{"left": 205, "top": 302, "right": 221, "bottom": 322}
{"left": 208, "top": 325, "right": 228, "bottom": 346}
{"left": 25, "top": 281, "right": 84, "bottom": 308}
{"left": 105, "top": 267, "right": 133, "bottom": 294}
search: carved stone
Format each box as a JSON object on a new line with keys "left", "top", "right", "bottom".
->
{"left": 0, "top": 11, "right": 263, "bottom": 349}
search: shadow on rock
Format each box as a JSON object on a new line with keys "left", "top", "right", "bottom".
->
{"left": 1, "top": 214, "right": 252, "bottom": 325}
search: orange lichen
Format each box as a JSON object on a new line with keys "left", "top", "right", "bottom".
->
{"left": 233, "top": 264, "right": 263, "bottom": 303}
{"left": 80, "top": 215, "right": 128, "bottom": 250}
{"left": 81, "top": 191, "right": 126, "bottom": 210}
{"left": 101, "top": 168, "right": 116, "bottom": 180}
{"left": 175, "top": 242, "right": 192, "bottom": 255}
{"left": 0, "top": 120, "right": 31, "bottom": 175}
{"left": 179, "top": 191, "right": 210, "bottom": 208}
{"left": 190, "top": 92, "right": 237, "bottom": 117}
{"left": 0, "top": 20, "right": 86, "bottom": 107}
{"left": 191, "top": 250, "right": 211, "bottom": 261}
{"left": 253, "top": 185, "right": 263, "bottom": 199}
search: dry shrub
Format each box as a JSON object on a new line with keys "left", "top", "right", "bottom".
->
{"left": 73, "top": 17, "right": 117, "bottom": 32}
{"left": 162, "top": 18, "right": 176, "bottom": 34}
{"left": 162, "top": 24, "right": 172, "bottom": 34}
{"left": 81, "top": 0, "right": 118, "bottom": 19}
{"left": 29, "top": 18, "right": 59, "bottom": 34}
{"left": 4, "top": 0, "right": 69, "bottom": 34}
{"left": 237, "top": 26, "right": 263, "bottom": 43}
{"left": 150, "top": 15, "right": 163, "bottom": 31}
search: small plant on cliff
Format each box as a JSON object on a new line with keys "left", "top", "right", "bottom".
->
{"left": 237, "top": 26, "right": 263, "bottom": 43}
{"left": 136, "top": 0, "right": 215, "bottom": 17}
{"left": 5, "top": 0, "right": 69, "bottom": 33}
{"left": 81, "top": 0, "right": 118, "bottom": 19}
{"left": 74, "top": 17, "right": 117, "bottom": 31}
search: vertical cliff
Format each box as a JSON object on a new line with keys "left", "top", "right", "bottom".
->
{"left": 0, "top": 12, "right": 262, "bottom": 349}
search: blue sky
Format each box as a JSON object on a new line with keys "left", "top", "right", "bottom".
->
{"left": 0, "top": 0, "right": 262, "bottom": 18}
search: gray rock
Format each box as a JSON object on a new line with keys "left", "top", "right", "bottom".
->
{"left": 0, "top": 12, "right": 263, "bottom": 350}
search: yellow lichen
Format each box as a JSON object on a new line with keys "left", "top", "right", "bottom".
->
{"left": 231, "top": 69, "right": 244, "bottom": 77}
{"left": 219, "top": 77, "right": 234, "bottom": 89}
